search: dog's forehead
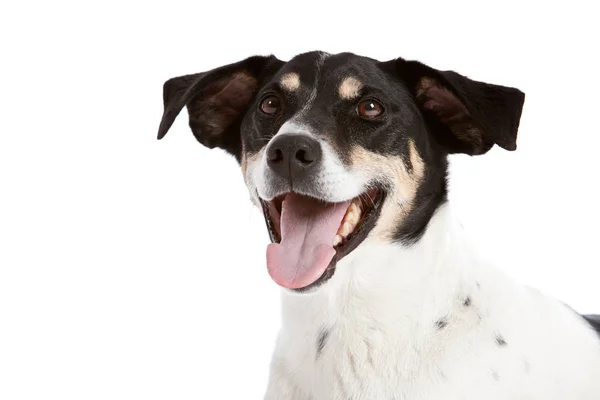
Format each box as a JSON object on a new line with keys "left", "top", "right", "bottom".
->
{"left": 274, "top": 52, "right": 383, "bottom": 95}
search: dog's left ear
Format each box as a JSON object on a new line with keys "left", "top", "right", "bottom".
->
{"left": 157, "top": 55, "right": 284, "bottom": 161}
{"left": 389, "top": 58, "right": 525, "bottom": 155}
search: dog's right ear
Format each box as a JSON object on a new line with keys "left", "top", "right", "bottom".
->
{"left": 157, "top": 55, "right": 285, "bottom": 161}
{"left": 385, "top": 58, "right": 525, "bottom": 156}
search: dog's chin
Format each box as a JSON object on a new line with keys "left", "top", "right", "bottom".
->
{"left": 259, "top": 187, "right": 386, "bottom": 293}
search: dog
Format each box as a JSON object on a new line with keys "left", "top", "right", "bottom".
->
{"left": 157, "top": 51, "right": 600, "bottom": 399}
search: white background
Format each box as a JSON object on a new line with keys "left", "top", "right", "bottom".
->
{"left": 1, "top": 1, "right": 599, "bottom": 399}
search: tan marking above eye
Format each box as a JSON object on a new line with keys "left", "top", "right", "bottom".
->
{"left": 279, "top": 73, "right": 301, "bottom": 91}
{"left": 338, "top": 77, "right": 363, "bottom": 99}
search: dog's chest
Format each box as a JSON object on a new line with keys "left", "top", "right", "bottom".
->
{"left": 275, "top": 277, "right": 600, "bottom": 400}
{"left": 284, "top": 317, "right": 575, "bottom": 400}
{"left": 310, "top": 321, "right": 438, "bottom": 400}
{"left": 281, "top": 292, "right": 482, "bottom": 399}
{"left": 298, "top": 315, "right": 502, "bottom": 400}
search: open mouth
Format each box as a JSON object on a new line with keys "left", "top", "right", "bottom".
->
{"left": 259, "top": 188, "right": 385, "bottom": 291}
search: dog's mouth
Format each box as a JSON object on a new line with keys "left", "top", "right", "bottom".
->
{"left": 259, "top": 188, "right": 385, "bottom": 292}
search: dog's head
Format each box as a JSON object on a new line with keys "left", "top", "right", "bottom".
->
{"left": 157, "top": 51, "right": 525, "bottom": 292}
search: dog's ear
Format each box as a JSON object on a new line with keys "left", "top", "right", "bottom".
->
{"left": 390, "top": 58, "right": 525, "bottom": 155}
{"left": 157, "top": 55, "right": 285, "bottom": 161}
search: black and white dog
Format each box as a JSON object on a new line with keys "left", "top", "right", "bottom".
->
{"left": 157, "top": 51, "right": 600, "bottom": 399}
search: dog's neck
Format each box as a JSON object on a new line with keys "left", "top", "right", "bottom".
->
{"left": 279, "top": 201, "right": 483, "bottom": 330}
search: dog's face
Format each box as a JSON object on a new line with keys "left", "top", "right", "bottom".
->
{"left": 158, "top": 51, "right": 525, "bottom": 292}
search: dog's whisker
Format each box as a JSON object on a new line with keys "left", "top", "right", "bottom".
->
{"left": 360, "top": 192, "right": 376, "bottom": 208}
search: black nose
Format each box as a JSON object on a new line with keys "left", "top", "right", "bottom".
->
{"left": 266, "top": 134, "right": 322, "bottom": 181}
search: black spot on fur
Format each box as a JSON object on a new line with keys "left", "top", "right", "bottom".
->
{"left": 476, "top": 281, "right": 481, "bottom": 289}
{"left": 316, "top": 328, "right": 329, "bottom": 359}
{"left": 582, "top": 314, "right": 600, "bottom": 337}
{"left": 491, "top": 370, "right": 500, "bottom": 381}
{"left": 435, "top": 318, "right": 448, "bottom": 330}
{"left": 565, "top": 306, "right": 600, "bottom": 339}
{"left": 495, "top": 335, "right": 507, "bottom": 347}
{"left": 463, "top": 296, "right": 471, "bottom": 307}
{"left": 523, "top": 359, "right": 531, "bottom": 373}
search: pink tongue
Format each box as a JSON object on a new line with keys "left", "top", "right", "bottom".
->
{"left": 266, "top": 193, "right": 351, "bottom": 289}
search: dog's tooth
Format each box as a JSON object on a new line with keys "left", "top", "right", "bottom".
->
{"left": 333, "top": 234, "right": 342, "bottom": 246}
{"left": 344, "top": 204, "right": 360, "bottom": 224}
{"left": 342, "top": 212, "right": 351, "bottom": 224}
{"left": 348, "top": 202, "right": 358, "bottom": 214}
{"left": 349, "top": 212, "right": 362, "bottom": 226}
{"left": 339, "top": 223, "right": 348, "bottom": 237}
{"left": 345, "top": 214, "right": 356, "bottom": 226}
{"left": 341, "top": 208, "right": 351, "bottom": 223}
{"left": 336, "top": 200, "right": 363, "bottom": 240}
{"left": 340, "top": 221, "right": 354, "bottom": 238}
{"left": 355, "top": 202, "right": 363, "bottom": 214}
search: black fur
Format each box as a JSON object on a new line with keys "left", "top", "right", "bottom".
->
{"left": 491, "top": 370, "right": 500, "bottom": 381}
{"left": 316, "top": 328, "right": 329, "bottom": 359}
{"left": 582, "top": 314, "right": 600, "bottom": 336}
{"left": 495, "top": 335, "right": 508, "bottom": 347}
{"left": 436, "top": 317, "right": 448, "bottom": 330}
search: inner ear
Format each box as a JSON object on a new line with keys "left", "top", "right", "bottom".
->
{"left": 416, "top": 77, "right": 494, "bottom": 155}
{"left": 188, "top": 72, "right": 258, "bottom": 145}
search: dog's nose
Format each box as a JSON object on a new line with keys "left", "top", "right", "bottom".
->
{"left": 266, "top": 134, "right": 322, "bottom": 181}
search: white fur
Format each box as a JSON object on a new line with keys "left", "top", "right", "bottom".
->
{"left": 251, "top": 120, "right": 365, "bottom": 203}
{"left": 262, "top": 203, "right": 600, "bottom": 399}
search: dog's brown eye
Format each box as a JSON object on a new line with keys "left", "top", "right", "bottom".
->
{"left": 357, "top": 99, "right": 384, "bottom": 119}
{"left": 260, "top": 95, "right": 281, "bottom": 115}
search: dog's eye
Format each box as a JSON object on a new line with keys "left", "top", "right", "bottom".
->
{"left": 357, "top": 99, "right": 384, "bottom": 119}
{"left": 259, "top": 95, "right": 282, "bottom": 115}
